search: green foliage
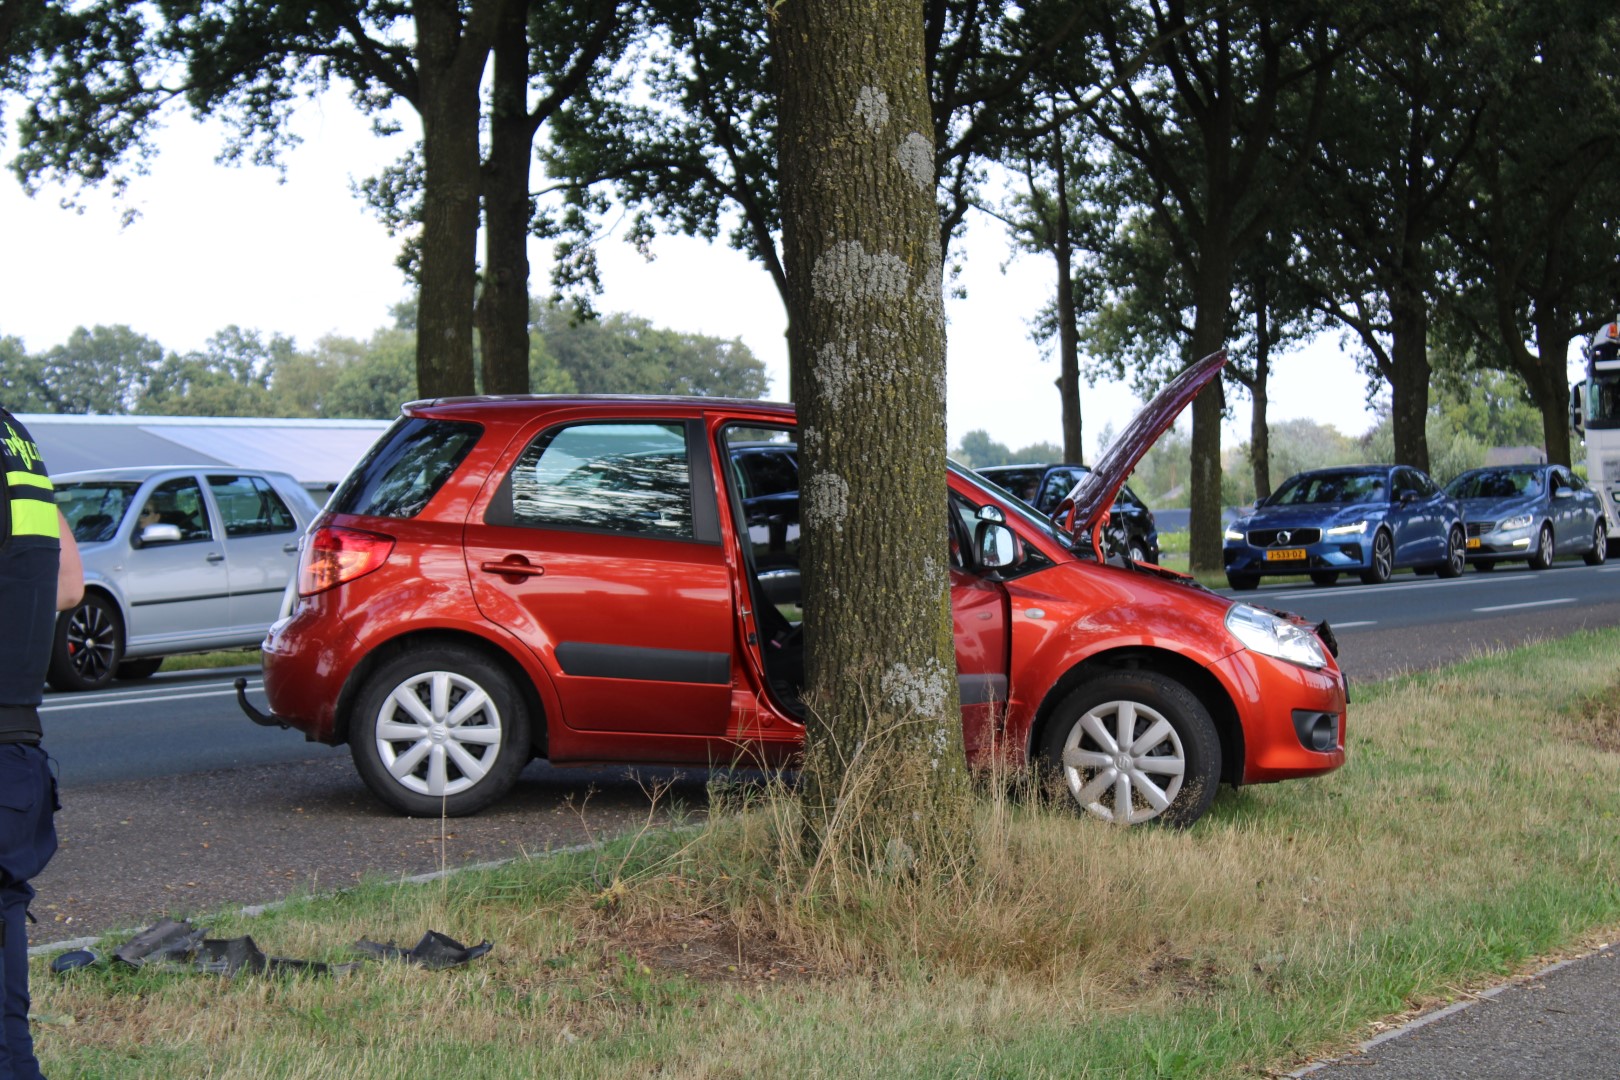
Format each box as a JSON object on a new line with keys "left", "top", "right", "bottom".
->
{"left": 949, "top": 430, "right": 1064, "bottom": 468}
{"left": 0, "top": 336, "right": 53, "bottom": 411}
{"left": 1222, "top": 418, "right": 1361, "bottom": 507}
{"left": 535, "top": 301, "right": 768, "bottom": 398}
{"left": 43, "top": 325, "right": 165, "bottom": 413}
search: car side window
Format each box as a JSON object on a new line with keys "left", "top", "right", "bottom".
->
{"left": 508, "top": 422, "right": 694, "bottom": 540}
{"left": 208, "top": 475, "right": 297, "bottom": 537}
{"left": 140, "top": 477, "right": 213, "bottom": 542}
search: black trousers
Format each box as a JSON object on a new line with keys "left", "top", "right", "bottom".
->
{"left": 0, "top": 744, "right": 57, "bottom": 1080}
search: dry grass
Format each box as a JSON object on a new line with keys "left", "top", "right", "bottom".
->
{"left": 33, "top": 629, "right": 1620, "bottom": 1078}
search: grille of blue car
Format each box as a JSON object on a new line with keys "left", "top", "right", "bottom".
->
{"left": 1466, "top": 522, "right": 1494, "bottom": 538}
{"left": 1248, "top": 528, "right": 1322, "bottom": 547}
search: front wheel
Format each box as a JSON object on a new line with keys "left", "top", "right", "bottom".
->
{"left": 1359, "top": 530, "right": 1394, "bottom": 585}
{"left": 1309, "top": 571, "right": 1338, "bottom": 587}
{"left": 349, "top": 647, "right": 532, "bottom": 817}
{"left": 1039, "top": 671, "right": 1222, "bottom": 827}
{"left": 115, "top": 657, "right": 165, "bottom": 680}
{"left": 47, "top": 594, "right": 124, "bottom": 692}
{"left": 1584, "top": 521, "right": 1608, "bottom": 566}
{"left": 1528, "top": 524, "right": 1554, "bottom": 571}
{"left": 1226, "top": 573, "right": 1260, "bottom": 592}
{"left": 1437, "top": 527, "right": 1466, "bottom": 578}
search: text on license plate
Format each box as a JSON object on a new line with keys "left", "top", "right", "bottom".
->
{"left": 1466, "top": 537, "right": 1481, "bottom": 549}
{"left": 1264, "top": 548, "right": 1307, "bottom": 562}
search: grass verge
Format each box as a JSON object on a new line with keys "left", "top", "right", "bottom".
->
{"left": 34, "top": 629, "right": 1620, "bottom": 1078}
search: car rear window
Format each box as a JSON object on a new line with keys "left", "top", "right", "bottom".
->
{"left": 328, "top": 417, "right": 482, "bottom": 519}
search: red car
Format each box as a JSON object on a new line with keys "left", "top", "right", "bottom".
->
{"left": 242, "top": 351, "right": 1346, "bottom": 826}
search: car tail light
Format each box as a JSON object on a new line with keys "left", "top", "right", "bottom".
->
{"left": 298, "top": 526, "right": 395, "bottom": 597}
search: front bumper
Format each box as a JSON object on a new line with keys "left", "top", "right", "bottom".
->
{"left": 1224, "top": 539, "right": 1370, "bottom": 576}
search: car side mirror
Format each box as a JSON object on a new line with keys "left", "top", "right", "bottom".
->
{"left": 974, "top": 521, "right": 1020, "bottom": 571}
{"left": 1399, "top": 489, "right": 1419, "bottom": 505}
{"left": 137, "top": 523, "right": 184, "bottom": 547}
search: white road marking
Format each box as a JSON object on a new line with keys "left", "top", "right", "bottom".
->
{"left": 1473, "top": 598, "right": 1576, "bottom": 614}
{"left": 1326, "top": 621, "right": 1377, "bottom": 629}
{"left": 41, "top": 683, "right": 262, "bottom": 714}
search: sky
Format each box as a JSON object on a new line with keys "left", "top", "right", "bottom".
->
{"left": 0, "top": 89, "right": 1391, "bottom": 461}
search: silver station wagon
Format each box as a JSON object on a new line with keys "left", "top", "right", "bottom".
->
{"left": 51, "top": 465, "right": 322, "bottom": 690}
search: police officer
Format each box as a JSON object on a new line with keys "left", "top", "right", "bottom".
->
{"left": 0, "top": 406, "right": 82, "bottom": 1080}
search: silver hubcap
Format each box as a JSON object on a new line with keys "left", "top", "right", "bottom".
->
{"left": 1058, "top": 699, "right": 1186, "bottom": 824}
{"left": 67, "top": 603, "right": 117, "bottom": 682}
{"left": 1374, "top": 536, "right": 1392, "bottom": 578}
{"left": 374, "top": 670, "right": 504, "bottom": 798}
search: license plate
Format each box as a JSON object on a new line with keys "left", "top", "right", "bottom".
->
{"left": 1264, "top": 548, "right": 1306, "bottom": 562}
{"left": 1466, "top": 537, "right": 1480, "bottom": 549}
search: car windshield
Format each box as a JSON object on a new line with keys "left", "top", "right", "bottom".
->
{"left": 1445, "top": 468, "right": 1543, "bottom": 500}
{"left": 1269, "top": 471, "right": 1389, "bottom": 506}
{"left": 55, "top": 481, "right": 143, "bottom": 543}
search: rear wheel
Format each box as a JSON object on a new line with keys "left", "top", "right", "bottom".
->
{"left": 1039, "top": 671, "right": 1221, "bottom": 827}
{"left": 47, "top": 594, "right": 123, "bottom": 692}
{"left": 349, "top": 646, "right": 532, "bottom": 817}
{"left": 1437, "top": 527, "right": 1466, "bottom": 578}
{"left": 1584, "top": 521, "right": 1608, "bottom": 566}
{"left": 1528, "top": 524, "right": 1554, "bottom": 570}
{"left": 1359, "top": 530, "right": 1394, "bottom": 585}
{"left": 115, "top": 658, "right": 165, "bottom": 680}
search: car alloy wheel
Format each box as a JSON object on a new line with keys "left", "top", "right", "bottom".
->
{"left": 1585, "top": 521, "right": 1608, "bottom": 566}
{"left": 47, "top": 594, "right": 123, "bottom": 692}
{"left": 1438, "top": 527, "right": 1466, "bottom": 578}
{"left": 1528, "top": 524, "right": 1554, "bottom": 571}
{"left": 350, "top": 646, "right": 531, "bottom": 817}
{"left": 1041, "top": 671, "right": 1221, "bottom": 827}
{"left": 1359, "top": 530, "right": 1393, "bottom": 585}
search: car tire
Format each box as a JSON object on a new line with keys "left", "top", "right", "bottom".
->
{"left": 115, "top": 658, "right": 165, "bottom": 680}
{"left": 1039, "top": 671, "right": 1221, "bottom": 827}
{"left": 1473, "top": 559, "right": 1496, "bottom": 572}
{"left": 1309, "top": 571, "right": 1338, "bottom": 587}
{"left": 1528, "top": 524, "right": 1554, "bottom": 571}
{"left": 1359, "top": 530, "right": 1394, "bottom": 585}
{"left": 349, "top": 646, "right": 532, "bottom": 817}
{"left": 47, "top": 594, "right": 124, "bottom": 692}
{"left": 1129, "top": 541, "right": 1149, "bottom": 564}
{"left": 1226, "top": 573, "right": 1260, "bottom": 591}
{"left": 1584, "top": 521, "right": 1608, "bottom": 566}
{"left": 1437, "top": 527, "right": 1466, "bottom": 579}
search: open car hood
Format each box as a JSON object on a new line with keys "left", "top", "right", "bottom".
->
{"left": 1063, "top": 349, "right": 1226, "bottom": 538}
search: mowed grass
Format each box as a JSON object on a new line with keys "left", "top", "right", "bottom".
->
{"left": 34, "top": 629, "right": 1620, "bottom": 1078}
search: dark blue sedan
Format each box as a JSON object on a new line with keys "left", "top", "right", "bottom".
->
{"left": 1442, "top": 463, "right": 1608, "bottom": 570}
{"left": 1223, "top": 464, "right": 1465, "bottom": 590}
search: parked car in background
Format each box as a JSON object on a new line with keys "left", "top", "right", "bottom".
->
{"left": 975, "top": 463, "right": 1160, "bottom": 564}
{"left": 242, "top": 351, "right": 1347, "bottom": 829}
{"left": 50, "top": 466, "right": 322, "bottom": 690}
{"left": 1223, "top": 464, "right": 1465, "bottom": 590}
{"left": 1443, "top": 464, "right": 1607, "bottom": 570}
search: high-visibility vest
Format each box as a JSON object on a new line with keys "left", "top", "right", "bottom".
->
{"left": 0, "top": 408, "right": 58, "bottom": 548}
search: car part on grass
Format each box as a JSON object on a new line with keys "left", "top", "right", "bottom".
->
{"left": 353, "top": 930, "right": 495, "bottom": 970}
{"left": 65, "top": 918, "right": 488, "bottom": 978}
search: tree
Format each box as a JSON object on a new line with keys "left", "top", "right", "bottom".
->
{"left": 774, "top": 0, "right": 970, "bottom": 863}
{"left": 0, "top": 337, "right": 52, "bottom": 412}
{"left": 1075, "top": 0, "right": 1339, "bottom": 572}
{"left": 12, "top": 0, "right": 625, "bottom": 401}
{"left": 41, "top": 325, "right": 166, "bottom": 414}
{"left": 535, "top": 302, "right": 768, "bottom": 396}
{"left": 135, "top": 326, "right": 291, "bottom": 416}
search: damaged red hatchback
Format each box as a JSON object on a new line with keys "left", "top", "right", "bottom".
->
{"left": 243, "top": 351, "right": 1346, "bottom": 825}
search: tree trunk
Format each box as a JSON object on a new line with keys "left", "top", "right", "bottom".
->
{"left": 476, "top": 0, "right": 534, "bottom": 396}
{"left": 1531, "top": 313, "right": 1575, "bottom": 468}
{"left": 775, "top": 0, "right": 971, "bottom": 869}
{"left": 1387, "top": 294, "right": 1430, "bottom": 472}
{"left": 1249, "top": 271, "right": 1272, "bottom": 500}
{"left": 1054, "top": 134, "right": 1082, "bottom": 463}
{"left": 414, "top": 0, "right": 495, "bottom": 399}
{"left": 1187, "top": 252, "right": 1231, "bottom": 574}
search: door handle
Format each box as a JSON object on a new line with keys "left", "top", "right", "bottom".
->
{"left": 480, "top": 556, "right": 545, "bottom": 580}
{"left": 206, "top": 552, "right": 225, "bottom": 564}
{"left": 283, "top": 543, "right": 298, "bottom": 554}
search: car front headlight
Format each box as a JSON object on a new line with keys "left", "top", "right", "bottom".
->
{"left": 1224, "top": 527, "right": 1244, "bottom": 542}
{"left": 1225, "top": 603, "right": 1329, "bottom": 669}
{"left": 1324, "top": 520, "right": 1368, "bottom": 536}
{"left": 1499, "top": 513, "right": 1532, "bottom": 531}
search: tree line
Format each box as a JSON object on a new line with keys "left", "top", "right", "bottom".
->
{"left": 7, "top": 1, "right": 1613, "bottom": 574}
{"left": 0, "top": 300, "right": 768, "bottom": 418}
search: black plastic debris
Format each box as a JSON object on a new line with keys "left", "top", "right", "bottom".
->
{"left": 49, "top": 948, "right": 99, "bottom": 974}
{"left": 353, "top": 931, "right": 494, "bottom": 970}
{"left": 196, "top": 935, "right": 363, "bottom": 978}
{"left": 112, "top": 918, "right": 208, "bottom": 968}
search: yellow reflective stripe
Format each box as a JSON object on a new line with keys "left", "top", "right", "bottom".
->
{"left": 8, "top": 498, "right": 59, "bottom": 538}
{"left": 6, "top": 470, "right": 52, "bottom": 492}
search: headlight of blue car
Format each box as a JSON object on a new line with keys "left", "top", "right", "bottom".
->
{"left": 1498, "top": 513, "right": 1533, "bottom": 531}
{"left": 1226, "top": 603, "right": 1329, "bottom": 669}
{"left": 1324, "top": 520, "right": 1368, "bottom": 536}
